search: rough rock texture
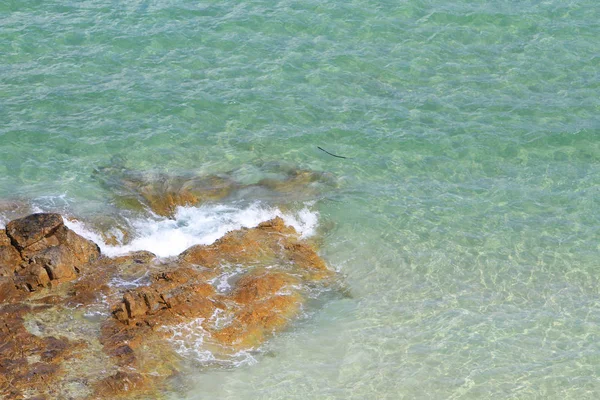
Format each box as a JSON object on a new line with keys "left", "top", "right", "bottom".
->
{"left": 6, "top": 213, "right": 64, "bottom": 250}
{"left": 0, "top": 304, "right": 87, "bottom": 400}
{"left": 0, "top": 213, "right": 335, "bottom": 399}
{"left": 0, "top": 230, "right": 23, "bottom": 302}
{"left": 212, "top": 269, "right": 303, "bottom": 349}
{"left": 92, "top": 371, "right": 148, "bottom": 399}
{"left": 111, "top": 266, "right": 217, "bottom": 325}
{"left": 0, "top": 214, "right": 100, "bottom": 299}
{"left": 67, "top": 251, "right": 157, "bottom": 307}
{"left": 180, "top": 217, "right": 330, "bottom": 280}
{"left": 1, "top": 229, "right": 24, "bottom": 266}
{"left": 103, "top": 217, "right": 334, "bottom": 363}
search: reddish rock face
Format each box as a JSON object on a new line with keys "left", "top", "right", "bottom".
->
{"left": 180, "top": 217, "right": 331, "bottom": 279}
{"left": 0, "top": 229, "right": 21, "bottom": 267}
{"left": 5, "top": 213, "right": 64, "bottom": 250}
{"left": 111, "top": 266, "right": 218, "bottom": 325}
{"left": 0, "top": 213, "right": 336, "bottom": 400}
{"left": 106, "top": 217, "right": 334, "bottom": 358}
{"left": 212, "top": 270, "right": 304, "bottom": 349}
{"left": 1, "top": 214, "right": 100, "bottom": 296}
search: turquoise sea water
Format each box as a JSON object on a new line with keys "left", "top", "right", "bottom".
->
{"left": 2, "top": 0, "right": 600, "bottom": 398}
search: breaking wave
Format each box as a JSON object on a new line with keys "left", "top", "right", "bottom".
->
{"left": 64, "top": 203, "right": 318, "bottom": 258}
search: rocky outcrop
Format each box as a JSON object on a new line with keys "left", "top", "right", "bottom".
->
{"left": 0, "top": 213, "right": 100, "bottom": 298}
{"left": 67, "top": 250, "right": 157, "bottom": 307}
{"left": 0, "top": 230, "right": 21, "bottom": 266}
{"left": 0, "top": 213, "right": 336, "bottom": 399}
{"left": 6, "top": 213, "right": 64, "bottom": 250}
{"left": 180, "top": 217, "right": 331, "bottom": 280}
{"left": 111, "top": 266, "right": 218, "bottom": 325}
{"left": 0, "top": 214, "right": 103, "bottom": 398}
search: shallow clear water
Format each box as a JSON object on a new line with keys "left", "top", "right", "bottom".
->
{"left": 2, "top": 0, "right": 600, "bottom": 398}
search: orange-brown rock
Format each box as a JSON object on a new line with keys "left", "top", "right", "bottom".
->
{"left": 92, "top": 371, "right": 149, "bottom": 399}
{"left": 67, "top": 251, "right": 157, "bottom": 307}
{"left": 0, "top": 230, "right": 24, "bottom": 302}
{"left": 213, "top": 293, "right": 301, "bottom": 350}
{"left": 0, "top": 303, "right": 86, "bottom": 399}
{"left": 97, "top": 217, "right": 333, "bottom": 378}
{"left": 103, "top": 217, "right": 333, "bottom": 359}
{"left": 230, "top": 270, "right": 300, "bottom": 304}
{"left": 96, "top": 264, "right": 222, "bottom": 396}
{"left": 3, "top": 213, "right": 101, "bottom": 295}
{"left": 0, "top": 277, "right": 22, "bottom": 303}
{"left": 0, "top": 229, "right": 21, "bottom": 267}
{"left": 211, "top": 270, "right": 303, "bottom": 349}
{"left": 0, "top": 213, "right": 336, "bottom": 400}
{"left": 180, "top": 217, "right": 332, "bottom": 280}
{"left": 5, "top": 213, "right": 63, "bottom": 250}
{"left": 111, "top": 266, "right": 218, "bottom": 326}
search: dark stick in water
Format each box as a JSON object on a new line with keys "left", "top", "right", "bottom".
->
{"left": 318, "top": 146, "right": 348, "bottom": 159}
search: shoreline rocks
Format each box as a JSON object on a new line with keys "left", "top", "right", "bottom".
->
{"left": 1, "top": 213, "right": 100, "bottom": 299}
{"left": 0, "top": 213, "right": 335, "bottom": 399}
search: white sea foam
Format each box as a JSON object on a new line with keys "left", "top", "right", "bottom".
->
{"left": 64, "top": 203, "right": 318, "bottom": 258}
{"left": 209, "top": 267, "right": 245, "bottom": 294}
{"left": 163, "top": 315, "right": 258, "bottom": 367}
{"left": 163, "top": 318, "right": 216, "bottom": 363}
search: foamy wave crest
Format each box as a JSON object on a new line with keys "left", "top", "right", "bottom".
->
{"left": 65, "top": 203, "right": 318, "bottom": 258}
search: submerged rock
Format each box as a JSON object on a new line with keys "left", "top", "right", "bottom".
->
{"left": 0, "top": 212, "right": 336, "bottom": 399}
{"left": 93, "top": 166, "right": 237, "bottom": 218}
{"left": 93, "top": 161, "right": 336, "bottom": 218}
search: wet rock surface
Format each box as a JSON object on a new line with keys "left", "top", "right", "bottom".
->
{"left": 0, "top": 213, "right": 335, "bottom": 399}
{"left": 1, "top": 214, "right": 100, "bottom": 299}
{"left": 0, "top": 303, "right": 87, "bottom": 400}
